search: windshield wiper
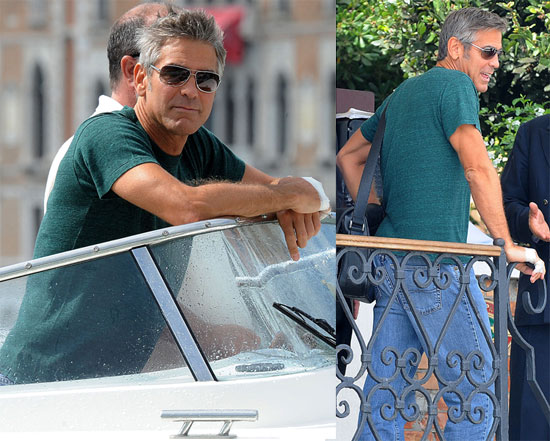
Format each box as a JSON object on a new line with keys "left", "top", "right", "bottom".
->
{"left": 272, "top": 302, "right": 336, "bottom": 348}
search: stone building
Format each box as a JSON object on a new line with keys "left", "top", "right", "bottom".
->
{"left": 0, "top": 0, "right": 335, "bottom": 265}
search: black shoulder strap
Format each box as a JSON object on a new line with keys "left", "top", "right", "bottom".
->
{"left": 349, "top": 102, "right": 389, "bottom": 234}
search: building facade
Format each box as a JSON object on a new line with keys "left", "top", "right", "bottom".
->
{"left": 0, "top": 0, "right": 335, "bottom": 265}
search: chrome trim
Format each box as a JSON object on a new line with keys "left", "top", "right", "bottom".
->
{"left": 0, "top": 215, "right": 335, "bottom": 283}
{"left": 0, "top": 218, "right": 238, "bottom": 282}
{"left": 161, "top": 410, "right": 258, "bottom": 439}
{"left": 132, "top": 247, "right": 214, "bottom": 382}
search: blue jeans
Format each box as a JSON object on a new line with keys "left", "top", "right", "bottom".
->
{"left": 358, "top": 254, "right": 494, "bottom": 441}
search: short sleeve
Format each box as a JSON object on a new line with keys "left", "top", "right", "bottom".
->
{"left": 72, "top": 113, "right": 158, "bottom": 198}
{"left": 440, "top": 74, "right": 481, "bottom": 139}
{"left": 360, "top": 95, "right": 392, "bottom": 142}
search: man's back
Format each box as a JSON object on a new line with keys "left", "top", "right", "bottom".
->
{"left": 361, "top": 67, "right": 480, "bottom": 243}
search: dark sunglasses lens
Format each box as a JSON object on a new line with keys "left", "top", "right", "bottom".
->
{"left": 481, "top": 47, "right": 500, "bottom": 59}
{"left": 160, "top": 66, "right": 191, "bottom": 85}
{"left": 196, "top": 72, "right": 220, "bottom": 92}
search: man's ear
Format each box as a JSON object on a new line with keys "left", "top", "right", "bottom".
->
{"left": 134, "top": 63, "right": 148, "bottom": 97}
{"left": 120, "top": 55, "right": 138, "bottom": 87}
{"left": 447, "top": 36, "right": 464, "bottom": 60}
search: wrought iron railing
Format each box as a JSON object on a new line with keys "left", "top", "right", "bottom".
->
{"left": 336, "top": 234, "right": 549, "bottom": 441}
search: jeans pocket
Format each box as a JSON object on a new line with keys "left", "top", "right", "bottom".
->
{"left": 402, "top": 264, "right": 442, "bottom": 315}
{"left": 372, "top": 254, "right": 394, "bottom": 302}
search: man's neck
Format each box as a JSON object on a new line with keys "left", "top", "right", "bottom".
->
{"left": 436, "top": 58, "right": 458, "bottom": 71}
{"left": 134, "top": 101, "right": 188, "bottom": 156}
{"left": 110, "top": 89, "right": 135, "bottom": 109}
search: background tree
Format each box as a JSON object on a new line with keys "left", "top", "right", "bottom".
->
{"left": 336, "top": 0, "right": 550, "bottom": 170}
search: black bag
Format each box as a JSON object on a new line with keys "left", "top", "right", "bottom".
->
{"left": 335, "top": 113, "right": 371, "bottom": 373}
{"left": 337, "top": 104, "right": 388, "bottom": 303}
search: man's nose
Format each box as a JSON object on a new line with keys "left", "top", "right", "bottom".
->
{"left": 490, "top": 54, "right": 500, "bottom": 69}
{"left": 180, "top": 74, "right": 199, "bottom": 97}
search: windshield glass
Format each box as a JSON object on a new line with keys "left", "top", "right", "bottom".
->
{"left": 149, "top": 220, "right": 335, "bottom": 380}
{"left": 0, "top": 252, "right": 188, "bottom": 385}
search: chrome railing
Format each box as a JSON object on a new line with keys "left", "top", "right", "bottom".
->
{"left": 336, "top": 235, "right": 549, "bottom": 441}
{"left": 0, "top": 217, "right": 268, "bottom": 283}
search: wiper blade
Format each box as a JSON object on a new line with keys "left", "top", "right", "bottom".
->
{"left": 272, "top": 302, "right": 336, "bottom": 348}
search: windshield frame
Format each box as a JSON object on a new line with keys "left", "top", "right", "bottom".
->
{"left": 0, "top": 216, "right": 333, "bottom": 283}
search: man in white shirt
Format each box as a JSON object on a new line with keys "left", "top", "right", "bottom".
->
{"left": 44, "top": 3, "right": 168, "bottom": 211}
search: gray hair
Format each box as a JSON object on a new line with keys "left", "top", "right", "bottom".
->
{"left": 437, "top": 7, "right": 507, "bottom": 61}
{"left": 138, "top": 7, "right": 226, "bottom": 76}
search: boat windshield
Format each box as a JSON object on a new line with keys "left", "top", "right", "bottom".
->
{"left": 149, "top": 221, "right": 335, "bottom": 380}
{"left": 0, "top": 218, "right": 334, "bottom": 385}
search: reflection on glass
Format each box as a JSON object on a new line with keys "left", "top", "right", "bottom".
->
{"left": 0, "top": 252, "right": 187, "bottom": 384}
{"left": 150, "top": 222, "right": 336, "bottom": 380}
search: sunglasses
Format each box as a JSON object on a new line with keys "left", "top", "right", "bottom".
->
{"left": 468, "top": 42, "right": 504, "bottom": 60}
{"left": 150, "top": 64, "right": 221, "bottom": 93}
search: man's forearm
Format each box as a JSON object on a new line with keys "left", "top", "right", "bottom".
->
{"left": 466, "top": 165, "right": 514, "bottom": 248}
{"left": 336, "top": 156, "right": 363, "bottom": 201}
{"left": 182, "top": 181, "right": 302, "bottom": 223}
{"left": 112, "top": 163, "right": 322, "bottom": 227}
{"left": 451, "top": 124, "right": 514, "bottom": 248}
{"left": 467, "top": 164, "right": 545, "bottom": 279}
{"left": 336, "top": 130, "right": 379, "bottom": 203}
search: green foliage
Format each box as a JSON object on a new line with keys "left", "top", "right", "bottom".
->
{"left": 480, "top": 97, "right": 550, "bottom": 172}
{"left": 336, "top": 0, "right": 550, "bottom": 166}
{"left": 495, "top": 0, "right": 550, "bottom": 100}
{"left": 336, "top": 0, "right": 403, "bottom": 100}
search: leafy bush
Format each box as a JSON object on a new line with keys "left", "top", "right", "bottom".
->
{"left": 336, "top": 0, "right": 404, "bottom": 100}
{"left": 480, "top": 97, "right": 550, "bottom": 172}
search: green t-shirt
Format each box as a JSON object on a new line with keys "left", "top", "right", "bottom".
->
{"left": 0, "top": 107, "right": 245, "bottom": 383}
{"left": 37, "top": 106, "right": 245, "bottom": 258}
{"left": 361, "top": 67, "right": 480, "bottom": 244}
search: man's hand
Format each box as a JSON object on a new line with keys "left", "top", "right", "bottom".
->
{"left": 277, "top": 210, "right": 321, "bottom": 261}
{"left": 274, "top": 177, "right": 325, "bottom": 214}
{"left": 529, "top": 202, "right": 550, "bottom": 242}
{"left": 504, "top": 243, "right": 546, "bottom": 283}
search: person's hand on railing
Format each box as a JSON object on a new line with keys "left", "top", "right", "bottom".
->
{"left": 276, "top": 210, "right": 321, "bottom": 261}
{"left": 504, "top": 243, "right": 546, "bottom": 283}
{"left": 273, "top": 176, "right": 330, "bottom": 214}
{"left": 273, "top": 177, "right": 329, "bottom": 260}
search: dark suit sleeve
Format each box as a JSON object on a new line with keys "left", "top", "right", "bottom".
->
{"left": 501, "top": 122, "right": 534, "bottom": 244}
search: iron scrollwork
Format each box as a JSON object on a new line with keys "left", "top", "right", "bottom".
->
{"left": 336, "top": 240, "right": 548, "bottom": 441}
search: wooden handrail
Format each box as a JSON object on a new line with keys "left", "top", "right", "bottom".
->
{"left": 336, "top": 234, "right": 503, "bottom": 257}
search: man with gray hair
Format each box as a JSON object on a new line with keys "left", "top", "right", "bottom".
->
{"left": 337, "top": 7, "right": 545, "bottom": 440}
{"left": 0, "top": 7, "right": 327, "bottom": 385}
{"left": 41, "top": 6, "right": 325, "bottom": 262}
